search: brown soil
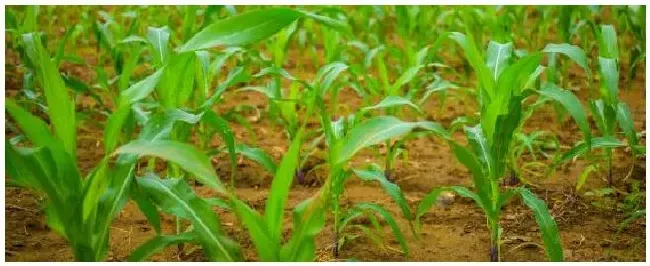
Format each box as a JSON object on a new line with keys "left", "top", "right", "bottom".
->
{"left": 4, "top": 10, "right": 647, "bottom": 262}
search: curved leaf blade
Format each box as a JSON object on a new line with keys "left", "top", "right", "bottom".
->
{"left": 128, "top": 232, "right": 196, "bottom": 262}
{"left": 353, "top": 168, "right": 412, "bottom": 220}
{"left": 179, "top": 7, "right": 304, "bottom": 52}
{"left": 235, "top": 144, "right": 277, "bottom": 174}
{"left": 538, "top": 84, "right": 591, "bottom": 146}
{"left": 115, "top": 139, "right": 226, "bottom": 194}
{"left": 517, "top": 188, "right": 564, "bottom": 262}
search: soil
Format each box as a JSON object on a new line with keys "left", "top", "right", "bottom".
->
{"left": 4, "top": 9, "right": 647, "bottom": 262}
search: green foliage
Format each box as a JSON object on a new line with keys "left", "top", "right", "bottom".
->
{"left": 4, "top": 5, "right": 646, "bottom": 263}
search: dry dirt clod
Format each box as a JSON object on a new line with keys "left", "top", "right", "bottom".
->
{"left": 436, "top": 192, "right": 456, "bottom": 208}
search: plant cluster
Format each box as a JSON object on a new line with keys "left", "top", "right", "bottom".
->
{"left": 5, "top": 5, "right": 645, "bottom": 262}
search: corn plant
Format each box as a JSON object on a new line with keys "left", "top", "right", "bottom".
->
{"left": 415, "top": 29, "right": 596, "bottom": 261}
{"left": 5, "top": 32, "right": 146, "bottom": 262}
{"left": 117, "top": 122, "right": 329, "bottom": 261}
{"left": 551, "top": 25, "right": 643, "bottom": 189}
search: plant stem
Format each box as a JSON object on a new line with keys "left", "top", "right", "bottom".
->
{"left": 332, "top": 193, "right": 340, "bottom": 258}
{"left": 176, "top": 217, "right": 184, "bottom": 260}
{"left": 489, "top": 179, "right": 501, "bottom": 262}
{"left": 606, "top": 147, "right": 613, "bottom": 187}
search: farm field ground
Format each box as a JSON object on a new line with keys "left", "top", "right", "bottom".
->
{"left": 4, "top": 5, "right": 647, "bottom": 262}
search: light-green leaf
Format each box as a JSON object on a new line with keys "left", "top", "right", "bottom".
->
{"left": 265, "top": 130, "right": 303, "bottom": 246}
{"left": 115, "top": 140, "right": 226, "bottom": 194}
{"left": 354, "top": 168, "right": 413, "bottom": 220}
{"left": 555, "top": 136, "right": 625, "bottom": 165}
{"left": 516, "top": 188, "right": 564, "bottom": 262}
{"left": 334, "top": 116, "right": 434, "bottom": 166}
{"left": 22, "top": 33, "right": 76, "bottom": 159}
{"left": 128, "top": 232, "right": 196, "bottom": 262}
{"left": 235, "top": 144, "right": 277, "bottom": 174}
{"left": 542, "top": 43, "right": 591, "bottom": 77}
{"left": 538, "top": 84, "right": 591, "bottom": 147}
{"left": 137, "top": 176, "right": 239, "bottom": 261}
{"left": 179, "top": 7, "right": 304, "bottom": 52}
{"left": 486, "top": 41, "right": 513, "bottom": 80}
{"left": 361, "top": 96, "right": 421, "bottom": 113}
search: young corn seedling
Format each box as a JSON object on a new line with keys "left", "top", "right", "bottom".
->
{"left": 5, "top": 32, "right": 153, "bottom": 262}
{"left": 118, "top": 82, "right": 329, "bottom": 262}
{"left": 313, "top": 82, "right": 448, "bottom": 257}
{"left": 550, "top": 25, "right": 644, "bottom": 189}
{"left": 241, "top": 58, "right": 351, "bottom": 185}
{"left": 416, "top": 29, "right": 595, "bottom": 261}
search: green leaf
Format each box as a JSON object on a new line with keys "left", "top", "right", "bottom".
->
{"left": 130, "top": 183, "right": 162, "bottom": 235}
{"left": 555, "top": 136, "right": 625, "bottom": 165}
{"left": 354, "top": 202, "right": 409, "bottom": 257}
{"left": 616, "top": 210, "right": 645, "bottom": 234}
{"left": 5, "top": 99, "right": 56, "bottom": 147}
{"left": 115, "top": 140, "right": 226, "bottom": 194}
{"left": 147, "top": 26, "right": 171, "bottom": 67}
{"left": 128, "top": 232, "right": 196, "bottom": 261}
{"left": 449, "top": 32, "right": 495, "bottom": 98}
{"left": 447, "top": 141, "right": 492, "bottom": 214}
{"left": 334, "top": 116, "right": 435, "bottom": 166}
{"left": 158, "top": 52, "right": 196, "bottom": 107}
{"left": 22, "top": 33, "right": 76, "bottom": 159}
{"left": 103, "top": 104, "right": 131, "bottom": 153}
{"left": 361, "top": 96, "right": 421, "bottom": 113}
{"left": 265, "top": 130, "right": 303, "bottom": 247}
{"left": 464, "top": 125, "right": 494, "bottom": 176}
{"left": 202, "top": 110, "right": 237, "bottom": 185}
{"left": 516, "top": 188, "right": 564, "bottom": 262}
{"left": 616, "top": 102, "right": 638, "bottom": 150}
{"left": 202, "top": 66, "right": 251, "bottom": 109}
{"left": 314, "top": 62, "right": 348, "bottom": 95}
{"left": 542, "top": 43, "right": 591, "bottom": 77}
{"left": 538, "top": 84, "right": 591, "bottom": 147}
{"left": 299, "top": 10, "right": 351, "bottom": 35}
{"left": 235, "top": 144, "right": 277, "bottom": 174}
{"left": 389, "top": 65, "right": 422, "bottom": 96}
{"left": 486, "top": 41, "right": 513, "bottom": 80}
{"left": 280, "top": 196, "right": 326, "bottom": 261}
{"left": 576, "top": 164, "right": 598, "bottom": 191}
{"left": 416, "top": 187, "right": 451, "bottom": 222}
{"left": 354, "top": 168, "right": 412, "bottom": 220}
{"left": 137, "top": 176, "right": 240, "bottom": 261}
{"left": 81, "top": 159, "right": 110, "bottom": 223}
{"left": 482, "top": 53, "right": 541, "bottom": 139}
{"left": 119, "top": 68, "right": 164, "bottom": 106}
{"left": 598, "top": 57, "right": 619, "bottom": 105}
{"left": 229, "top": 198, "right": 276, "bottom": 261}
{"left": 179, "top": 7, "right": 304, "bottom": 52}
{"left": 419, "top": 77, "right": 458, "bottom": 105}
{"left": 599, "top": 24, "right": 618, "bottom": 59}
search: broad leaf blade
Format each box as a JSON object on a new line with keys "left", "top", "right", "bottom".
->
{"left": 486, "top": 41, "right": 513, "bottom": 80}
{"left": 538, "top": 84, "right": 591, "bottom": 147}
{"left": 517, "top": 188, "right": 564, "bottom": 262}
{"left": 179, "top": 7, "right": 304, "bottom": 52}
{"left": 128, "top": 232, "right": 196, "bottom": 262}
{"left": 354, "top": 202, "right": 409, "bottom": 257}
{"left": 22, "top": 33, "right": 76, "bottom": 159}
{"left": 115, "top": 140, "right": 226, "bottom": 194}
{"left": 542, "top": 43, "right": 591, "bottom": 77}
{"left": 361, "top": 96, "right": 421, "bottom": 113}
{"left": 235, "top": 144, "right": 277, "bottom": 174}
{"left": 265, "top": 130, "right": 303, "bottom": 246}
{"left": 354, "top": 168, "right": 412, "bottom": 220}
{"left": 616, "top": 102, "right": 638, "bottom": 150}
{"left": 137, "top": 176, "right": 240, "bottom": 261}
{"left": 334, "top": 116, "right": 434, "bottom": 165}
